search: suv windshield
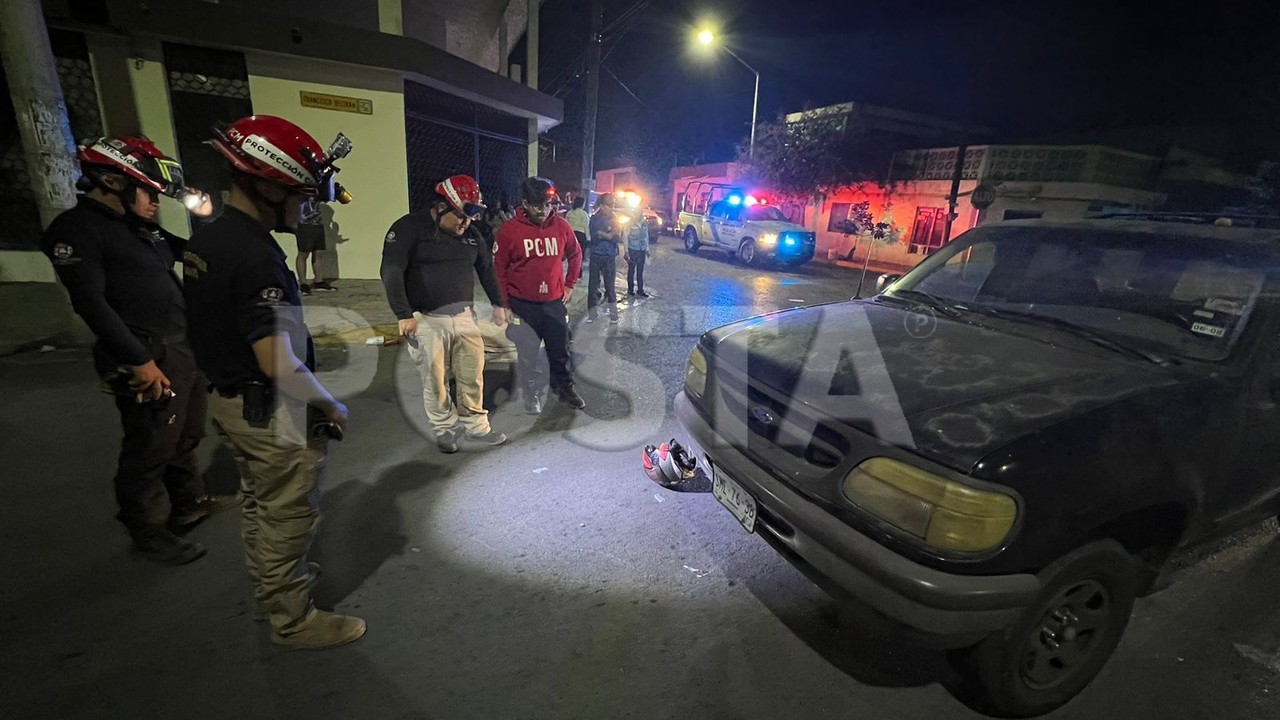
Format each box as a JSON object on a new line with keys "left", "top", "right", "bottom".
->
{"left": 886, "top": 225, "right": 1277, "bottom": 362}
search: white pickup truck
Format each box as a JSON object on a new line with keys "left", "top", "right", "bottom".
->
{"left": 678, "top": 182, "right": 815, "bottom": 267}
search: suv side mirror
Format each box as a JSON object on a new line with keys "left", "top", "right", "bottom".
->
{"left": 876, "top": 273, "right": 902, "bottom": 294}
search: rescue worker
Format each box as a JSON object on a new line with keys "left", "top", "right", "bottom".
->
{"left": 41, "top": 135, "right": 240, "bottom": 566}
{"left": 586, "top": 193, "right": 623, "bottom": 323}
{"left": 183, "top": 115, "right": 365, "bottom": 649}
{"left": 381, "top": 175, "right": 508, "bottom": 453}
{"left": 494, "top": 177, "right": 585, "bottom": 413}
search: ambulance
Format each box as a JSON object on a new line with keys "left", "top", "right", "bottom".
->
{"left": 677, "top": 182, "right": 815, "bottom": 266}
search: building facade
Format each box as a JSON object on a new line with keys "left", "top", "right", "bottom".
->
{"left": 0, "top": 0, "right": 560, "bottom": 286}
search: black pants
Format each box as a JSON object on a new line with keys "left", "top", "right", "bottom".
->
{"left": 110, "top": 344, "right": 207, "bottom": 534}
{"left": 507, "top": 297, "right": 575, "bottom": 394}
{"left": 587, "top": 254, "right": 618, "bottom": 318}
{"left": 626, "top": 250, "right": 646, "bottom": 294}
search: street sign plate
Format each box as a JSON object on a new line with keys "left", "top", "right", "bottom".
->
{"left": 971, "top": 183, "right": 998, "bottom": 210}
{"left": 712, "top": 465, "right": 757, "bottom": 533}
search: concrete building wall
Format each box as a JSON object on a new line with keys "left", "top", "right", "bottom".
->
{"left": 813, "top": 178, "right": 1166, "bottom": 271}
{"left": 246, "top": 54, "right": 410, "bottom": 280}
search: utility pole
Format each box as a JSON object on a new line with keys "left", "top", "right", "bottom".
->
{"left": 943, "top": 144, "right": 968, "bottom": 244}
{"left": 580, "top": 0, "right": 602, "bottom": 203}
{"left": 0, "top": 0, "right": 78, "bottom": 229}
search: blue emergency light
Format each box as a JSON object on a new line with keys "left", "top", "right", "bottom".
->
{"left": 727, "top": 193, "right": 743, "bottom": 206}
{"left": 783, "top": 236, "right": 797, "bottom": 246}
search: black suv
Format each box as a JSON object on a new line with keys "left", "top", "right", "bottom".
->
{"left": 649, "top": 219, "right": 1280, "bottom": 717}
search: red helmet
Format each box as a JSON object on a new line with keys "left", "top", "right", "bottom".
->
{"left": 77, "top": 136, "right": 185, "bottom": 197}
{"left": 209, "top": 115, "right": 352, "bottom": 203}
{"left": 435, "top": 174, "right": 485, "bottom": 218}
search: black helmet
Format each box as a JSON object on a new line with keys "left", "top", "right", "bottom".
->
{"left": 520, "top": 176, "right": 557, "bottom": 204}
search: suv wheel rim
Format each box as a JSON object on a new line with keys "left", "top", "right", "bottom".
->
{"left": 684, "top": 230, "right": 697, "bottom": 250}
{"left": 1021, "top": 578, "right": 1111, "bottom": 690}
{"left": 741, "top": 242, "right": 754, "bottom": 263}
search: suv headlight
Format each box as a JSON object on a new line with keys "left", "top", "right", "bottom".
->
{"left": 758, "top": 233, "right": 778, "bottom": 246}
{"left": 685, "top": 345, "right": 708, "bottom": 398}
{"left": 842, "top": 458, "right": 1017, "bottom": 552}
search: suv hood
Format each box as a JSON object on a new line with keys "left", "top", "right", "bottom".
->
{"left": 703, "top": 300, "right": 1183, "bottom": 470}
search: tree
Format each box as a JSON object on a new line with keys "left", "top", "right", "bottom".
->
{"left": 735, "top": 106, "right": 890, "bottom": 203}
{"left": 832, "top": 200, "right": 903, "bottom": 297}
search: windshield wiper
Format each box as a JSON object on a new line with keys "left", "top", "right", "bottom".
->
{"left": 969, "top": 307, "right": 1174, "bottom": 366}
{"left": 885, "top": 289, "right": 963, "bottom": 317}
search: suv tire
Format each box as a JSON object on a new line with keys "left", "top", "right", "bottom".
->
{"left": 948, "top": 539, "right": 1138, "bottom": 718}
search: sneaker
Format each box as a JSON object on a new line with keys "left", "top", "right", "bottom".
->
{"left": 627, "top": 289, "right": 635, "bottom": 296}
{"left": 312, "top": 280, "right": 337, "bottom": 292}
{"left": 523, "top": 390, "right": 543, "bottom": 415}
{"left": 636, "top": 291, "right": 650, "bottom": 298}
{"left": 131, "top": 527, "right": 207, "bottom": 566}
{"left": 585, "top": 315, "right": 595, "bottom": 324}
{"left": 270, "top": 609, "right": 366, "bottom": 650}
{"left": 171, "top": 492, "right": 244, "bottom": 526}
{"left": 556, "top": 387, "right": 587, "bottom": 410}
{"left": 299, "top": 284, "right": 313, "bottom": 296}
{"left": 436, "top": 428, "right": 460, "bottom": 454}
{"left": 466, "top": 429, "right": 507, "bottom": 446}
{"left": 609, "top": 315, "right": 620, "bottom": 324}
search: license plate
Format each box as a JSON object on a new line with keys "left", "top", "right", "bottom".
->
{"left": 712, "top": 465, "right": 758, "bottom": 533}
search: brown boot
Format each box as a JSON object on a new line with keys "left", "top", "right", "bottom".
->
{"left": 271, "top": 609, "right": 366, "bottom": 649}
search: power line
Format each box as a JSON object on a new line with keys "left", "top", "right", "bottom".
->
{"left": 602, "top": 63, "right": 658, "bottom": 117}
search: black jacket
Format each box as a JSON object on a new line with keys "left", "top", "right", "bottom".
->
{"left": 380, "top": 212, "right": 503, "bottom": 319}
{"left": 42, "top": 197, "right": 187, "bottom": 370}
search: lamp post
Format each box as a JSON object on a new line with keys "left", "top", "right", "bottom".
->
{"left": 696, "top": 30, "right": 760, "bottom": 160}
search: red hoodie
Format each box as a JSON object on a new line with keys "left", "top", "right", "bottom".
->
{"left": 494, "top": 208, "right": 583, "bottom": 304}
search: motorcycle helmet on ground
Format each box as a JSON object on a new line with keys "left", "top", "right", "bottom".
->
{"left": 642, "top": 439, "right": 700, "bottom": 487}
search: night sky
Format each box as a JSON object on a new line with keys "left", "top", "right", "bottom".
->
{"left": 534, "top": 0, "right": 1280, "bottom": 174}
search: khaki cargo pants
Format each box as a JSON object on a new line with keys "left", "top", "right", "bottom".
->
{"left": 210, "top": 394, "right": 326, "bottom": 635}
{"left": 407, "top": 308, "right": 490, "bottom": 437}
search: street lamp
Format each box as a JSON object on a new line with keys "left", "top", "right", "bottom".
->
{"left": 694, "top": 29, "right": 760, "bottom": 160}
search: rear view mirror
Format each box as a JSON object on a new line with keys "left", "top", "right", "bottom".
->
{"left": 876, "top": 273, "right": 902, "bottom": 294}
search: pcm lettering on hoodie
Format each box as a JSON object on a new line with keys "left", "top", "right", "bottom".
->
{"left": 494, "top": 208, "right": 583, "bottom": 304}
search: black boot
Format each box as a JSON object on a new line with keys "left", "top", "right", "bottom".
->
{"left": 131, "top": 526, "right": 206, "bottom": 566}
{"left": 555, "top": 386, "right": 586, "bottom": 410}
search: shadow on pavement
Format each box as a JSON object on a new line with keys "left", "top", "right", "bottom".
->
{"left": 312, "top": 461, "right": 452, "bottom": 608}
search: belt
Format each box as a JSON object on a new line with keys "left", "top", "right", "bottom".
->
{"left": 137, "top": 332, "right": 187, "bottom": 345}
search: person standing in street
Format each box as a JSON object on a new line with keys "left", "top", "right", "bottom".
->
{"left": 625, "top": 207, "right": 650, "bottom": 298}
{"left": 41, "top": 135, "right": 241, "bottom": 566}
{"left": 565, "top": 196, "right": 589, "bottom": 255}
{"left": 183, "top": 115, "right": 365, "bottom": 649}
{"left": 294, "top": 198, "right": 335, "bottom": 294}
{"left": 381, "top": 174, "right": 508, "bottom": 453}
{"left": 586, "top": 193, "right": 623, "bottom": 323}
{"left": 494, "top": 176, "right": 585, "bottom": 413}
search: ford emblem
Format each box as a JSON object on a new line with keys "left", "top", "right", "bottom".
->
{"left": 748, "top": 406, "right": 776, "bottom": 426}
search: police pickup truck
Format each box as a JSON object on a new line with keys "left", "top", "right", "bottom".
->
{"left": 678, "top": 182, "right": 815, "bottom": 267}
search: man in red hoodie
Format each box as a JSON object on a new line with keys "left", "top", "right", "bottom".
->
{"left": 495, "top": 177, "right": 585, "bottom": 413}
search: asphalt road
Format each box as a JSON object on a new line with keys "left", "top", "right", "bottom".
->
{"left": 1, "top": 240, "right": 1276, "bottom": 720}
